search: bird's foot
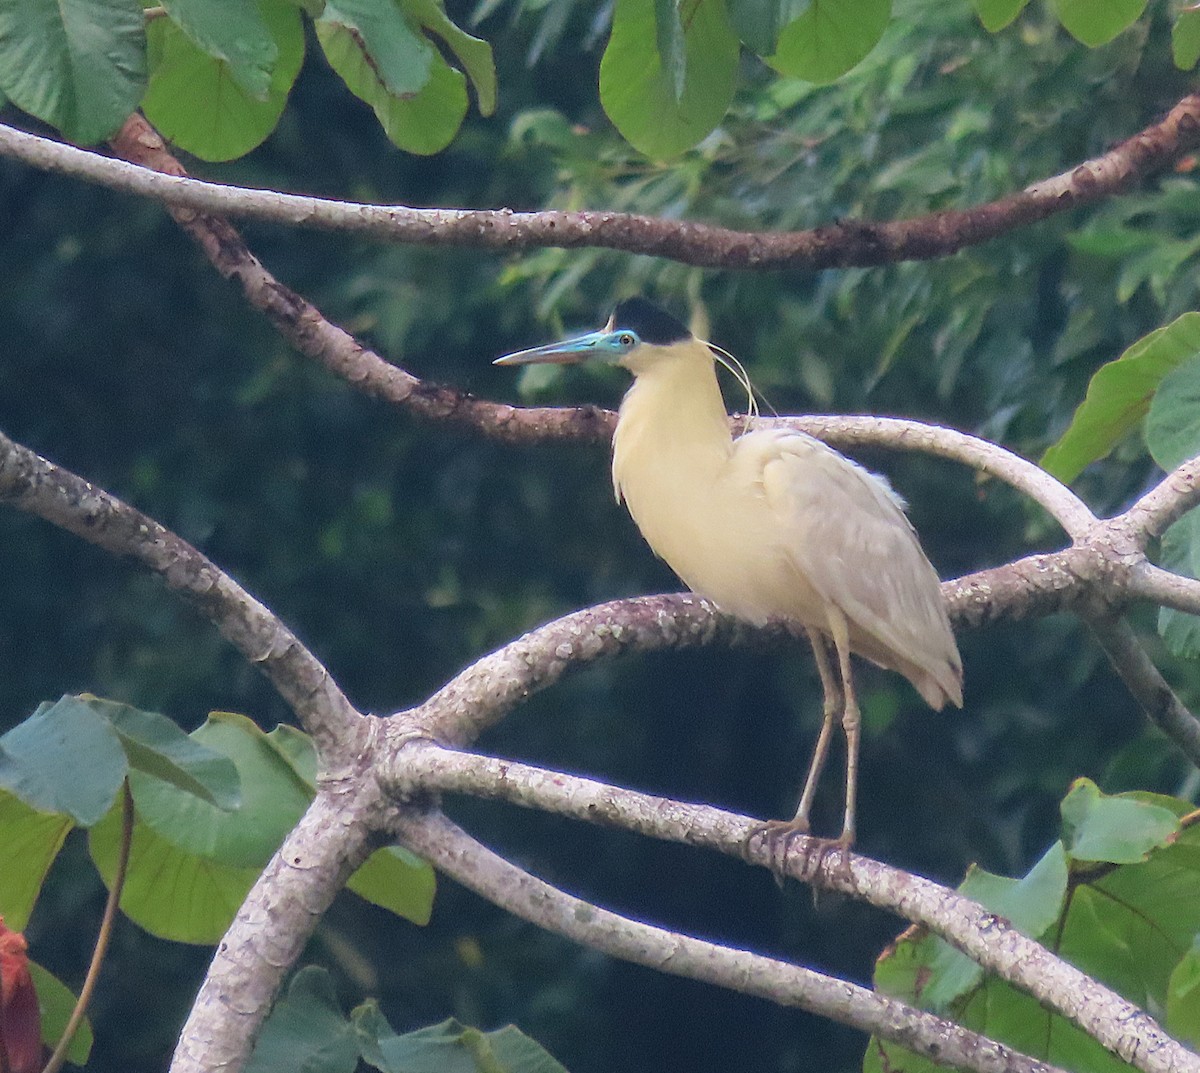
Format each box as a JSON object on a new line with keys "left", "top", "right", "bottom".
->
{"left": 742, "top": 819, "right": 855, "bottom": 887}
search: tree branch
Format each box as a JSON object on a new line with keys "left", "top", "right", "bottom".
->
{"left": 0, "top": 427, "right": 366, "bottom": 765}
{"left": 1128, "top": 562, "right": 1200, "bottom": 616}
{"left": 1087, "top": 614, "right": 1200, "bottom": 766}
{"left": 109, "top": 117, "right": 1105, "bottom": 548}
{"left": 5, "top": 92, "right": 1200, "bottom": 268}
{"left": 1109, "top": 456, "right": 1200, "bottom": 549}
{"left": 386, "top": 745, "right": 1198, "bottom": 1073}
{"left": 390, "top": 808, "right": 1068, "bottom": 1073}
{"left": 780, "top": 416, "right": 1096, "bottom": 540}
{"left": 170, "top": 786, "right": 383, "bottom": 1073}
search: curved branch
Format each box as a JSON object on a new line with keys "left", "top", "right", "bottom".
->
{"left": 388, "top": 746, "right": 1196, "bottom": 1073}
{"left": 781, "top": 416, "right": 1095, "bottom": 540}
{"left": 0, "top": 427, "right": 366, "bottom": 764}
{"left": 1110, "top": 456, "right": 1200, "bottom": 549}
{"left": 390, "top": 809, "right": 1067, "bottom": 1073}
{"left": 102, "top": 117, "right": 1099, "bottom": 545}
{"left": 6, "top": 92, "right": 1200, "bottom": 268}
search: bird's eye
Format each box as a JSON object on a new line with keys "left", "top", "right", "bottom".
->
{"left": 618, "top": 333, "right": 635, "bottom": 347}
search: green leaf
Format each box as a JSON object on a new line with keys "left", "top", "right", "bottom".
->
{"left": 1146, "top": 353, "right": 1200, "bottom": 471}
{"left": 770, "top": 0, "right": 890, "bottom": 84}
{"left": 1060, "top": 779, "right": 1179, "bottom": 864}
{"left": 142, "top": 0, "right": 305, "bottom": 162}
{"left": 253, "top": 725, "right": 435, "bottom": 925}
{"left": 128, "top": 712, "right": 312, "bottom": 868}
{"left": 317, "top": 19, "right": 468, "bottom": 154}
{"left": 1174, "top": 7, "right": 1200, "bottom": 69}
{"left": 1168, "top": 936, "right": 1200, "bottom": 1046}
{"left": 0, "top": 697, "right": 127, "bottom": 825}
{"left": 89, "top": 800, "right": 262, "bottom": 944}
{"left": 1147, "top": 356, "right": 1200, "bottom": 657}
{"left": 727, "top": 0, "right": 810, "bottom": 55}
{"left": 320, "top": 0, "right": 433, "bottom": 97}
{"left": 599, "top": 0, "right": 739, "bottom": 159}
{"left": 360, "top": 1015, "right": 571, "bottom": 1073}
{"left": 100, "top": 698, "right": 240, "bottom": 811}
{"left": 972, "top": 0, "right": 1031, "bottom": 32}
{"left": 0, "top": 790, "right": 73, "bottom": 930}
{"left": 400, "top": 0, "right": 495, "bottom": 115}
{"left": 248, "top": 967, "right": 362, "bottom": 1073}
{"left": 875, "top": 842, "right": 1068, "bottom": 1009}
{"left": 1040, "top": 312, "right": 1200, "bottom": 483}
{"left": 873, "top": 814, "right": 1200, "bottom": 1073}
{"left": 1050, "top": 0, "right": 1148, "bottom": 46}
{"left": 159, "top": 0, "right": 277, "bottom": 98}
{"left": 29, "top": 962, "right": 92, "bottom": 1065}
{"left": 346, "top": 845, "right": 436, "bottom": 926}
{"left": 0, "top": 0, "right": 146, "bottom": 143}
{"left": 1158, "top": 509, "right": 1200, "bottom": 657}
{"left": 656, "top": 0, "right": 688, "bottom": 102}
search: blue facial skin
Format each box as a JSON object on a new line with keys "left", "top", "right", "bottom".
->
{"left": 494, "top": 329, "right": 642, "bottom": 366}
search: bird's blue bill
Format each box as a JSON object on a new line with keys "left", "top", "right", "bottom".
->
{"left": 494, "top": 329, "right": 630, "bottom": 366}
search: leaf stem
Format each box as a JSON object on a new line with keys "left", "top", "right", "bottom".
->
{"left": 41, "top": 782, "right": 134, "bottom": 1073}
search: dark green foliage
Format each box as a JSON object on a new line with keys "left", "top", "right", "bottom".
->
{"left": 871, "top": 787, "right": 1196, "bottom": 1073}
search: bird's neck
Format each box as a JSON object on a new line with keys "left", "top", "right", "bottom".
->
{"left": 612, "top": 348, "right": 732, "bottom": 501}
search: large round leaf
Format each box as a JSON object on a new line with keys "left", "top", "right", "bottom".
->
{"left": 599, "top": 0, "right": 739, "bottom": 159}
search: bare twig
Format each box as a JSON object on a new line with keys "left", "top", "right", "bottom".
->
{"left": 391, "top": 809, "right": 1069, "bottom": 1073}
{"left": 387, "top": 746, "right": 1198, "bottom": 1073}
{"left": 0, "top": 427, "right": 365, "bottom": 764}
{"left": 5, "top": 93, "right": 1200, "bottom": 268}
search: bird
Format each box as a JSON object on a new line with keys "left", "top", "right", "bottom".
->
{"left": 495, "top": 297, "right": 962, "bottom": 867}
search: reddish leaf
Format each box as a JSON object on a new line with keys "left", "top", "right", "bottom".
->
{"left": 0, "top": 920, "right": 42, "bottom": 1073}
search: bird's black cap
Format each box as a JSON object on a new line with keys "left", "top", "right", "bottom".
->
{"left": 611, "top": 298, "right": 691, "bottom": 346}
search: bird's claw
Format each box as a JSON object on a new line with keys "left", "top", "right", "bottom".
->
{"left": 742, "top": 819, "right": 855, "bottom": 887}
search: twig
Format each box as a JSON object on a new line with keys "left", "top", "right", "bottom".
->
{"left": 391, "top": 809, "right": 1069, "bottom": 1073}
{"left": 6, "top": 93, "right": 1200, "bottom": 268}
{"left": 387, "top": 746, "right": 1197, "bottom": 1073}
{"left": 41, "top": 783, "right": 134, "bottom": 1073}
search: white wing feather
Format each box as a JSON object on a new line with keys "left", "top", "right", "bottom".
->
{"left": 751, "top": 430, "right": 962, "bottom": 707}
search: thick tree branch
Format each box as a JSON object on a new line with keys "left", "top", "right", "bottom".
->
{"left": 386, "top": 746, "right": 1198, "bottom": 1073}
{"left": 6, "top": 92, "right": 1200, "bottom": 268}
{"left": 390, "top": 808, "right": 1069, "bottom": 1073}
{"left": 0, "top": 427, "right": 366, "bottom": 765}
{"left": 170, "top": 785, "right": 383, "bottom": 1073}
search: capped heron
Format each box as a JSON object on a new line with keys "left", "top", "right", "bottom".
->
{"left": 496, "top": 298, "right": 962, "bottom": 862}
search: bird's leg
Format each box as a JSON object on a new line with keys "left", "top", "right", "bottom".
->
{"left": 791, "top": 628, "right": 841, "bottom": 828}
{"left": 742, "top": 628, "right": 844, "bottom": 880}
{"left": 827, "top": 610, "right": 859, "bottom": 850}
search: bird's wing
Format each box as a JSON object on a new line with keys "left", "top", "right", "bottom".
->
{"left": 753, "top": 430, "right": 961, "bottom": 698}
